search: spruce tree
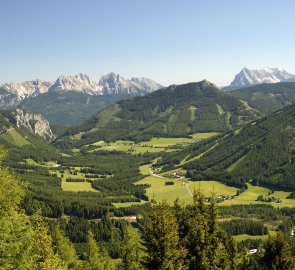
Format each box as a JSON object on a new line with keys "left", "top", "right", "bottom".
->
{"left": 260, "top": 233, "right": 295, "bottom": 270}
{"left": 53, "top": 226, "right": 82, "bottom": 269}
{"left": 187, "top": 190, "right": 209, "bottom": 270}
{"left": 117, "top": 227, "right": 141, "bottom": 270}
{"left": 84, "top": 230, "right": 113, "bottom": 270}
{"left": 141, "top": 200, "right": 188, "bottom": 270}
{"left": 0, "top": 147, "right": 35, "bottom": 270}
{"left": 32, "top": 215, "right": 65, "bottom": 270}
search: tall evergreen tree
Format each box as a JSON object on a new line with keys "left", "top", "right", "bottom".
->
{"left": 187, "top": 190, "right": 209, "bottom": 269}
{"left": 0, "top": 147, "right": 35, "bottom": 270}
{"left": 53, "top": 226, "right": 82, "bottom": 270}
{"left": 32, "top": 215, "right": 65, "bottom": 270}
{"left": 84, "top": 230, "right": 113, "bottom": 270}
{"left": 141, "top": 200, "right": 188, "bottom": 270}
{"left": 117, "top": 227, "right": 141, "bottom": 270}
{"left": 260, "top": 233, "right": 295, "bottom": 270}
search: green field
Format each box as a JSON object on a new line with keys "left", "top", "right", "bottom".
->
{"left": 112, "top": 201, "right": 146, "bottom": 208}
{"left": 91, "top": 140, "right": 167, "bottom": 154}
{"left": 136, "top": 175, "right": 237, "bottom": 204}
{"left": 220, "top": 184, "right": 294, "bottom": 207}
{"left": 62, "top": 180, "right": 96, "bottom": 192}
{"left": 136, "top": 168, "right": 295, "bottom": 207}
{"left": 89, "top": 133, "right": 219, "bottom": 155}
{"left": 0, "top": 128, "right": 31, "bottom": 146}
{"left": 54, "top": 170, "right": 98, "bottom": 192}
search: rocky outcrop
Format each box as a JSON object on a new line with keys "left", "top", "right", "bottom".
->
{"left": 13, "top": 109, "right": 55, "bottom": 141}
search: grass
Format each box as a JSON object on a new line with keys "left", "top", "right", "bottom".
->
{"left": 112, "top": 201, "right": 146, "bottom": 208}
{"left": 62, "top": 181, "right": 96, "bottom": 192}
{"left": 136, "top": 172, "right": 295, "bottom": 207}
{"left": 90, "top": 133, "right": 219, "bottom": 155}
{"left": 91, "top": 140, "right": 167, "bottom": 154}
{"left": 233, "top": 234, "right": 268, "bottom": 242}
{"left": 0, "top": 128, "right": 31, "bottom": 146}
{"left": 233, "top": 231, "right": 276, "bottom": 242}
{"left": 227, "top": 154, "right": 248, "bottom": 172}
{"left": 220, "top": 184, "right": 295, "bottom": 207}
{"left": 140, "top": 164, "right": 151, "bottom": 175}
{"left": 54, "top": 170, "right": 98, "bottom": 192}
{"left": 136, "top": 176, "right": 237, "bottom": 205}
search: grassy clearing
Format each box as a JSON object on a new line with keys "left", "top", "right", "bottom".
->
{"left": 112, "top": 201, "right": 146, "bottom": 208}
{"left": 227, "top": 154, "right": 248, "bottom": 172}
{"left": 233, "top": 234, "right": 268, "bottom": 242}
{"left": 90, "top": 133, "right": 219, "bottom": 155}
{"left": 140, "top": 164, "right": 151, "bottom": 175}
{"left": 136, "top": 176, "right": 237, "bottom": 205}
{"left": 0, "top": 128, "right": 31, "bottom": 146}
{"left": 220, "top": 184, "right": 295, "bottom": 207}
{"left": 91, "top": 140, "right": 167, "bottom": 154}
{"left": 54, "top": 170, "right": 98, "bottom": 192}
{"left": 233, "top": 231, "right": 276, "bottom": 242}
{"left": 62, "top": 181, "right": 96, "bottom": 192}
{"left": 136, "top": 173, "right": 295, "bottom": 207}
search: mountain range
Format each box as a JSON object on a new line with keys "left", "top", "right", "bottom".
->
{"left": 0, "top": 72, "right": 164, "bottom": 108}
{"left": 223, "top": 67, "right": 295, "bottom": 91}
{"left": 54, "top": 80, "right": 261, "bottom": 148}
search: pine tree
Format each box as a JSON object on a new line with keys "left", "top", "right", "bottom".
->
{"left": 117, "top": 227, "right": 141, "bottom": 270}
{"left": 187, "top": 190, "right": 209, "bottom": 270}
{"left": 239, "top": 246, "right": 251, "bottom": 270}
{"left": 32, "top": 215, "right": 65, "bottom": 270}
{"left": 140, "top": 200, "right": 188, "bottom": 270}
{"left": 84, "top": 230, "right": 113, "bottom": 270}
{"left": 0, "top": 147, "right": 35, "bottom": 270}
{"left": 260, "top": 232, "right": 295, "bottom": 270}
{"left": 53, "top": 226, "right": 82, "bottom": 269}
{"left": 173, "top": 198, "right": 190, "bottom": 241}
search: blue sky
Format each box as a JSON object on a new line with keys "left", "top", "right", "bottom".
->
{"left": 1, "top": 0, "right": 295, "bottom": 86}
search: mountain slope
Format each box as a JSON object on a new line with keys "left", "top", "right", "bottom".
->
{"left": 0, "top": 109, "right": 54, "bottom": 141}
{"left": 19, "top": 90, "right": 138, "bottom": 126}
{"left": 0, "top": 109, "right": 59, "bottom": 162}
{"left": 54, "top": 80, "right": 261, "bottom": 148}
{"left": 227, "top": 82, "right": 295, "bottom": 113}
{"left": 178, "top": 104, "right": 295, "bottom": 190}
{"left": 223, "top": 67, "right": 295, "bottom": 91}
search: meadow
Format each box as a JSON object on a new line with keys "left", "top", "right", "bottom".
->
{"left": 88, "top": 132, "right": 219, "bottom": 155}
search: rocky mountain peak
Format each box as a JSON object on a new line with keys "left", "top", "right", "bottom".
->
{"left": 49, "top": 73, "right": 102, "bottom": 95}
{"left": 230, "top": 67, "right": 295, "bottom": 88}
{"left": 13, "top": 109, "right": 55, "bottom": 141}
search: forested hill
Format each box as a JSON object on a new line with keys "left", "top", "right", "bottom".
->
{"left": 227, "top": 82, "right": 295, "bottom": 113}
{"left": 19, "top": 90, "right": 138, "bottom": 126}
{"left": 178, "top": 104, "right": 295, "bottom": 190}
{"left": 54, "top": 80, "right": 261, "bottom": 148}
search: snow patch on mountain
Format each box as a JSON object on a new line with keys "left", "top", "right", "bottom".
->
{"left": 230, "top": 67, "right": 295, "bottom": 88}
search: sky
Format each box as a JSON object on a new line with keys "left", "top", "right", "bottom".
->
{"left": 1, "top": 0, "right": 295, "bottom": 86}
